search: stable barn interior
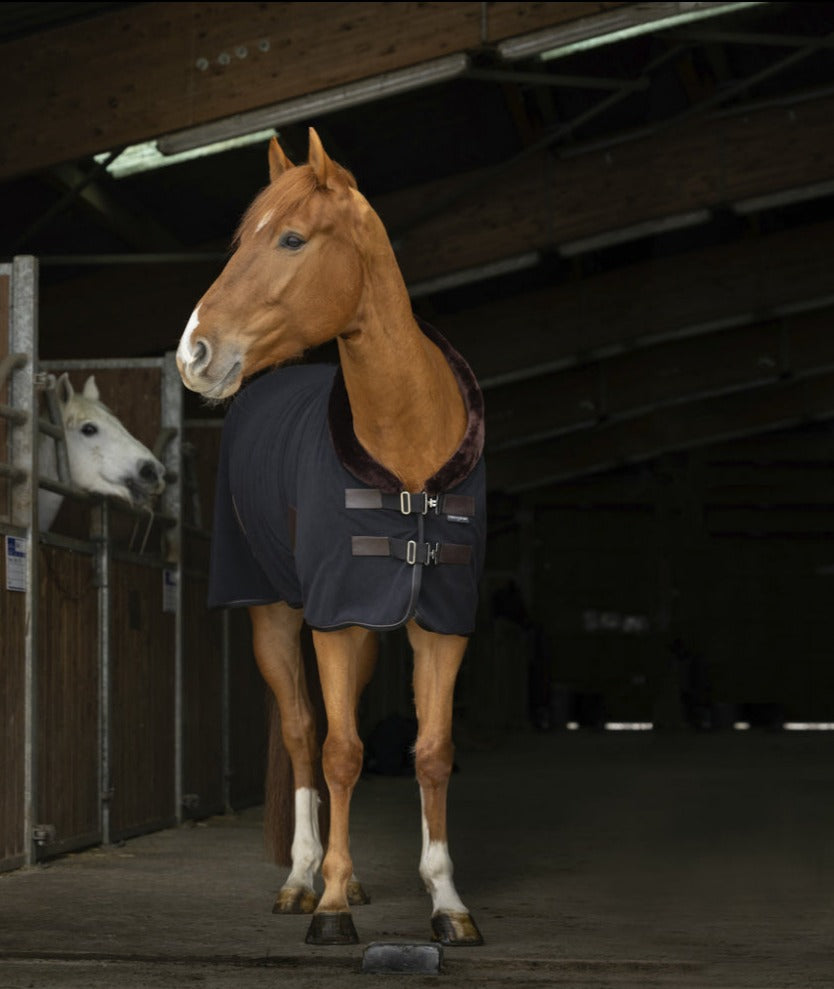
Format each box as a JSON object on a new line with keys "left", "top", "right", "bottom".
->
{"left": 1, "top": 0, "right": 834, "bottom": 902}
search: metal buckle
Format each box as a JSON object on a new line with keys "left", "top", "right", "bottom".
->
{"left": 406, "top": 539, "right": 417, "bottom": 565}
{"left": 422, "top": 493, "right": 438, "bottom": 515}
{"left": 426, "top": 542, "right": 440, "bottom": 565}
{"left": 400, "top": 491, "right": 412, "bottom": 515}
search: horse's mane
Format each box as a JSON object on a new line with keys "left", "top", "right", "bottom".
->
{"left": 233, "top": 162, "right": 358, "bottom": 247}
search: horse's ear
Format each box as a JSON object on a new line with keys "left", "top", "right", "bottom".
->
{"left": 268, "top": 135, "right": 294, "bottom": 182}
{"left": 82, "top": 375, "right": 100, "bottom": 402}
{"left": 56, "top": 373, "right": 73, "bottom": 406}
{"left": 308, "top": 127, "right": 336, "bottom": 190}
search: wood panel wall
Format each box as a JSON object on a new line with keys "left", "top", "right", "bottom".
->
{"left": 184, "top": 421, "right": 266, "bottom": 811}
{"left": 0, "top": 2, "right": 625, "bottom": 180}
{"left": 109, "top": 559, "right": 177, "bottom": 839}
{"left": 36, "top": 544, "right": 100, "bottom": 853}
{"left": 0, "top": 585, "right": 26, "bottom": 870}
{"left": 181, "top": 530, "right": 225, "bottom": 818}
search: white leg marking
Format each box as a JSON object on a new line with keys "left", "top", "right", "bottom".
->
{"left": 176, "top": 304, "right": 201, "bottom": 365}
{"left": 284, "top": 787, "right": 322, "bottom": 891}
{"left": 419, "top": 796, "right": 467, "bottom": 916}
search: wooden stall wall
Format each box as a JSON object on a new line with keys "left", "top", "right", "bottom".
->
{"left": 0, "top": 266, "right": 28, "bottom": 870}
{"left": 109, "top": 558, "right": 176, "bottom": 838}
{"left": 182, "top": 420, "right": 266, "bottom": 811}
{"left": 37, "top": 363, "right": 177, "bottom": 849}
{"left": 36, "top": 544, "right": 100, "bottom": 854}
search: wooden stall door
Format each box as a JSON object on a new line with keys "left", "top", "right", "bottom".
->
{"left": 36, "top": 544, "right": 100, "bottom": 854}
{"left": 181, "top": 526, "right": 225, "bottom": 819}
{"left": 183, "top": 422, "right": 266, "bottom": 811}
{"left": 109, "top": 559, "right": 176, "bottom": 839}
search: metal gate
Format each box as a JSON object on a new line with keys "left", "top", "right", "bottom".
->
{"left": 1, "top": 257, "right": 266, "bottom": 872}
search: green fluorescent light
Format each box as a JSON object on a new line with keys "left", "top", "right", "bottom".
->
{"left": 93, "top": 128, "right": 277, "bottom": 179}
{"left": 499, "top": 2, "right": 767, "bottom": 63}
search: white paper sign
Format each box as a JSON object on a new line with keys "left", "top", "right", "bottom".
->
{"left": 5, "top": 535, "right": 27, "bottom": 592}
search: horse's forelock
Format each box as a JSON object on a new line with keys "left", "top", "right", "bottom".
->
{"left": 234, "top": 168, "right": 320, "bottom": 246}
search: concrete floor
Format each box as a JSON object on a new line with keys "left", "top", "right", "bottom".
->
{"left": 1, "top": 729, "right": 833, "bottom": 988}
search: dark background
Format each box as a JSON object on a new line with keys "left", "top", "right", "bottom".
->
{"left": 3, "top": 1, "right": 834, "bottom": 729}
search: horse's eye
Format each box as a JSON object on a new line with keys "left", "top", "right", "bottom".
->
{"left": 80, "top": 422, "right": 98, "bottom": 437}
{"left": 278, "top": 232, "right": 306, "bottom": 251}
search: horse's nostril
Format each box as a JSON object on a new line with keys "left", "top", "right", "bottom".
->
{"left": 139, "top": 460, "right": 161, "bottom": 483}
{"left": 192, "top": 338, "right": 210, "bottom": 370}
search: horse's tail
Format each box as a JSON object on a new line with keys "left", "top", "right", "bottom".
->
{"left": 263, "top": 691, "right": 294, "bottom": 866}
{"left": 263, "top": 627, "right": 330, "bottom": 866}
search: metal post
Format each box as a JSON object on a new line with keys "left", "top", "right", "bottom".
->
{"left": 161, "top": 352, "right": 183, "bottom": 823}
{"left": 92, "top": 500, "right": 112, "bottom": 844}
{"left": 10, "top": 256, "right": 39, "bottom": 865}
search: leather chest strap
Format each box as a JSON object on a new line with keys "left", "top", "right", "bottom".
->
{"left": 351, "top": 536, "right": 471, "bottom": 566}
{"left": 345, "top": 488, "right": 475, "bottom": 517}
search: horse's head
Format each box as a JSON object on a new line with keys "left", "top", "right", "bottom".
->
{"left": 177, "top": 128, "right": 391, "bottom": 400}
{"left": 56, "top": 373, "right": 167, "bottom": 509}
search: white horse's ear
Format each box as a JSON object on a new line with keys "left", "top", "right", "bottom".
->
{"left": 268, "top": 135, "right": 294, "bottom": 182}
{"left": 82, "top": 375, "right": 100, "bottom": 402}
{"left": 56, "top": 373, "right": 74, "bottom": 406}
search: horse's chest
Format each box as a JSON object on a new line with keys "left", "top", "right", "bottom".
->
{"left": 214, "top": 364, "right": 485, "bottom": 635}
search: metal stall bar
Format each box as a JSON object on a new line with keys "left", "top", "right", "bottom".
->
{"left": 91, "top": 500, "right": 112, "bottom": 845}
{"left": 0, "top": 265, "right": 30, "bottom": 872}
{"left": 9, "top": 256, "right": 39, "bottom": 866}
{"left": 160, "top": 353, "right": 183, "bottom": 824}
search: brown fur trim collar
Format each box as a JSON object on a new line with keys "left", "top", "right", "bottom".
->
{"left": 328, "top": 318, "right": 485, "bottom": 494}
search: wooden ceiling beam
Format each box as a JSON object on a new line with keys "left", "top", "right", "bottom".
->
{"left": 484, "top": 307, "right": 834, "bottom": 452}
{"left": 46, "top": 164, "right": 184, "bottom": 253}
{"left": 440, "top": 218, "right": 834, "bottom": 385}
{"left": 487, "top": 368, "right": 834, "bottom": 493}
{"left": 0, "top": 2, "right": 626, "bottom": 180}
{"left": 379, "top": 90, "right": 834, "bottom": 284}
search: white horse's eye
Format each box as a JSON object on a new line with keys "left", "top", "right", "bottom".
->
{"left": 278, "top": 231, "right": 306, "bottom": 251}
{"left": 80, "top": 422, "right": 99, "bottom": 437}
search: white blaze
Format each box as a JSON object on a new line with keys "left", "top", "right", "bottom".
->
{"left": 255, "top": 209, "right": 274, "bottom": 233}
{"left": 177, "top": 304, "right": 201, "bottom": 365}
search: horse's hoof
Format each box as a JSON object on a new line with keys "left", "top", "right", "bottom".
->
{"left": 272, "top": 886, "right": 318, "bottom": 914}
{"left": 305, "top": 911, "right": 359, "bottom": 945}
{"left": 431, "top": 910, "right": 484, "bottom": 946}
{"left": 347, "top": 879, "right": 371, "bottom": 906}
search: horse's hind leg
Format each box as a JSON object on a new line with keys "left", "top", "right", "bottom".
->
{"left": 250, "top": 601, "right": 321, "bottom": 915}
{"left": 408, "top": 621, "right": 484, "bottom": 946}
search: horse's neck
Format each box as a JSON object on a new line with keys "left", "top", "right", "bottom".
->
{"left": 337, "top": 309, "right": 466, "bottom": 492}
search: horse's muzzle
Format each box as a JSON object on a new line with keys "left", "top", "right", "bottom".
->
{"left": 178, "top": 349, "right": 243, "bottom": 399}
{"left": 126, "top": 458, "right": 166, "bottom": 505}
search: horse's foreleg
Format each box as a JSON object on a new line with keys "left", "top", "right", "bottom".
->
{"left": 304, "top": 625, "right": 373, "bottom": 945}
{"left": 345, "top": 628, "right": 377, "bottom": 908}
{"left": 408, "top": 621, "right": 484, "bottom": 946}
{"left": 250, "top": 602, "right": 321, "bottom": 915}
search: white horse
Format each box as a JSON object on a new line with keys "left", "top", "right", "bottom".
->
{"left": 38, "top": 373, "right": 166, "bottom": 531}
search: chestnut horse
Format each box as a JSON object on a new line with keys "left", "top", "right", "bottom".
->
{"left": 176, "top": 129, "right": 485, "bottom": 947}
